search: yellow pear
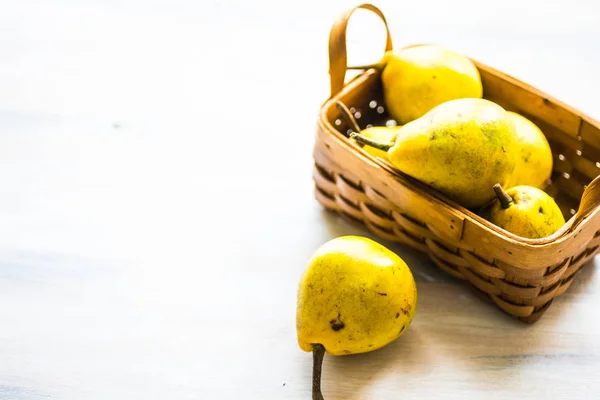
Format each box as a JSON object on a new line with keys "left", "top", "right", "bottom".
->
{"left": 507, "top": 111, "right": 553, "bottom": 189}
{"left": 487, "top": 184, "right": 565, "bottom": 239}
{"left": 381, "top": 44, "right": 483, "bottom": 125}
{"left": 297, "top": 236, "right": 417, "bottom": 399}
{"left": 351, "top": 98, "right": 518, "bottom": 209}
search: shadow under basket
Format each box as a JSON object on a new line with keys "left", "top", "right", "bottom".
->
{"left": 314, "top": 3, "right": 600, "bottom": 323}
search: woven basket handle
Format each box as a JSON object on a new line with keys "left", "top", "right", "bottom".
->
{"left": 329, "top": 3, "right": 393, "bottom": 97}
{"left": 571, "top": 174, "right": 600, "bottom": 229}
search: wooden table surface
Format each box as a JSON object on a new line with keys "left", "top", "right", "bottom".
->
{"left": 1, "top": 0, "right": 600, "bottom": 399}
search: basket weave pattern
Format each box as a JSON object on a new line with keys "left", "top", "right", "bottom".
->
{"left": 314, "top": 4, "right": 600, "bottom": 323}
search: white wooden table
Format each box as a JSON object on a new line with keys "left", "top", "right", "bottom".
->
{"left": 1, "top": 0, "right": 600, "bottom": 398}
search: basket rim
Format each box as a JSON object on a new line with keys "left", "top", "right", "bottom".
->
{"left": 317, "top": 68, "right": 600, "bottom": 248}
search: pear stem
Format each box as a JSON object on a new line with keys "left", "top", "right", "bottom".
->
{"left": 346, "top": 62, "right": 385, "bottom": 71}
{"left": 335, "top": 101, "right": 362, "bottom": 135}
{"left": 349, "top": 132, "right": 394, "bottom": 152}
{"left": 493, "top": 183, "right": 513, "bottom": 209}
{"left": 312, "top": 344, "right": 326, "bottom": 400}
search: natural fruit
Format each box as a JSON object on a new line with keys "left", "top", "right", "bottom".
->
{"left": 381, "top": 44, "right": 483, "bottom": 124}
{"left": 487, "top": 184, "right": 565, "bottom": 239}
{"left": 350, "top": 98, "right": 518, "bottom": 209}
{"left": 296, "top": 236, "right": 417, "bottom": 399}
{"left": 507, "top": 111, "right": 553, "bottom": 189}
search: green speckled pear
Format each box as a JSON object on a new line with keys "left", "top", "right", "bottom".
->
{"left": 351, "top": 98, "right": 519, "bottom": 209}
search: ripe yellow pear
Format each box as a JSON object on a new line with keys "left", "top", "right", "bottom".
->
{"left": 381, "top": 44, "right": 483, "bottom": 125}
{"left": 487, "top": 184, "right": 565, "bottom": 239}
{"left": 351, "top": 98, "right": 518, "bottom": 209}
{"left": 507, "top": 111, "right": 553, "bottom": 189}
{"left": 297, "top": 236, "right": 417, "bottom": 399}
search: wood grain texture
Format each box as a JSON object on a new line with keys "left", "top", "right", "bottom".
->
{"left": 1, "top": 0, "right": 600, "bottom": 399}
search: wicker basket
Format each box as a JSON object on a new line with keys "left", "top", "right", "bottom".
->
{"left": 313, "top": 4, "right": 600, "bottom": 323}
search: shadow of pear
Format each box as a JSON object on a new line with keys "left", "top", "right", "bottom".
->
{"left": 409, "top": 256, "right": 598, "bottom": 380}
{"left": 318, "top": 207, "right": 600, "bottom": 367}
{"left": 312, "top": 209, "right": 437, "bottom": 399}
{"left": 320, "top": 326, "right": 429, "bottom": 400}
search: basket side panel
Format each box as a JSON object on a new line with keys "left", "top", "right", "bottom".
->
{"left": 313, "top": 68, "right": 599, "bottom": 322}
{"left": 477, "top": 62, "right": 600, "bottom": 227}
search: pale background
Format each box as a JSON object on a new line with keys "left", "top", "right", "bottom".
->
{"left": 1, "top": 0, "right": 600, "bottom": 399}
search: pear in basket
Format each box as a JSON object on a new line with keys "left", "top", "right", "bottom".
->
{"left": 350, "top": 98, "right": 518, "bottom": 209}
{"left": 485, "top": 184, "right": 565, "bottom": 239}
{"left": 297, "top": 236, "right": 417, "bottom": 400}
{"left": 506, "top": 111, "right": 553, "bottom": 189}
{"left": 353, "top": 44, "right": 483, "bottom": 125}
{"left": 334, "top": 101, "right": 401, "bottom": 160}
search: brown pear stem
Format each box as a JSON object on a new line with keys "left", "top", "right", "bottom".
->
{"left": 312, "top": 344, "right": 326, "bottom": 400}
{"left": 493, "top": 184, "right": 513, "bottom": 209}
{"left": 346, "top": 62, "right": 385, "bottom": 71}
{"left": 349, "top": 132, "right": 393, "bottom": 152}
{"left": 335, "top": 101, "right": 362, "bottom": 134}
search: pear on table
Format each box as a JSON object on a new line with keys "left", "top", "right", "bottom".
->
{"left": 296, "top": 236, "right": 417, "bottom": 400}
